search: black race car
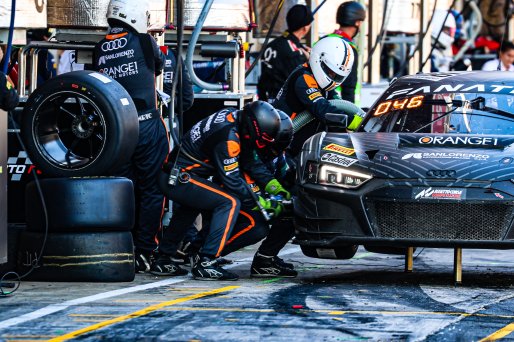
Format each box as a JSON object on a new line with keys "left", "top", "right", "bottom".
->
{"left": 294, "top": 71, "right": 514, "bottom": 259}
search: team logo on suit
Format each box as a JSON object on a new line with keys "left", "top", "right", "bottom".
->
{"left": 101, "top": 38, "right": 128, "bottom": 52}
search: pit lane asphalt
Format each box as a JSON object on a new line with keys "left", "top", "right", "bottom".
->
{"left": 1, "top": 245, "right": 514, "bottom": 341}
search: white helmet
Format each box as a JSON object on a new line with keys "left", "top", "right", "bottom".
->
{"left": 431, "top": 9, "right": 456, "bottom": 50}
{"left": 309, "top": 37, "right": 355, "bottom": 91}
{"left": 106, "top": 0, "right": 150, "bottom": 33}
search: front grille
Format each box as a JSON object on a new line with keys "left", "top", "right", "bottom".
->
{"left": 367, "top": 201, "right": 514, "bottom": 241}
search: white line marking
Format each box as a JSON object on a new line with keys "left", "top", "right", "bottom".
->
{"left": 0, "top": 246, "right": 300, "bottom": 330}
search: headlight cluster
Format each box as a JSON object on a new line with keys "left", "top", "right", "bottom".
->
{"left": 318, "top": 164, "right": 372, "bottom": 189}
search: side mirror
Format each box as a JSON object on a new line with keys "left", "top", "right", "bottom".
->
{"left": 325, "top": 113, "right": 349, "bottom": 133}
{"left": 325, "top": 112, "right": 348, "bottom": 126}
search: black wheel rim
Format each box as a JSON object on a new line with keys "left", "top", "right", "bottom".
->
{"left": 32, "top": 91, "right": 107, "bottom": 171}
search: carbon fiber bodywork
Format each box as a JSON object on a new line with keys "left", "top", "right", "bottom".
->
{"left": 294, "top": 72, "right": 514, "bottom": 253}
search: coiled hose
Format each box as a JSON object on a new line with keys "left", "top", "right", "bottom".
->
{"left": 292, "top": 99, "right": 366, "bottom": 133}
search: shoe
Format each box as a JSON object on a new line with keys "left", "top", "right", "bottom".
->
{"left": 135, "top": 251, "right": 154, "bottom": 273}
{"left": 251, "top": 253, "right": 298, "bottom": 278}
{"left": 216, "top": 257, "right": 233, "bottom": 266}
{"left": 275, "top": 256, "right": 294, "bottom": 270}
{"left": 150, "top": 255, "right": 188, "bottom": 276}
{"left": 191, "top": 255, "right": 239, "bottom": 281}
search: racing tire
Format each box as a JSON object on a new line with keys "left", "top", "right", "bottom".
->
{"left": 17, "top": 231, "right": 135, "bottom": 282}
{"left": 25, "top": 177, "right": 135, "bottom": 232}
{"left": 300, "top": 245, "right": 358, "bottom": 260}
{"left": 364, "top": 246, "right": 417, "bottom": 255}
{"left": 21, "top": 70, "right": 139, "bottom": 177}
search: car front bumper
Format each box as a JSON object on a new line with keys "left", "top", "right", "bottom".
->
{"left": 294, "top": 179, "right": 514, "bottom": 249}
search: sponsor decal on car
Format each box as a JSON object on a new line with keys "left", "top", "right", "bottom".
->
{"left": 402, "top": 152, "right": 490, "bottom": 161}
{"left": 400, "top": 135, "right": 514, "bottom": 148}
{"left": 494, "top": 192, "right": 505, "bottom": 199}
{"left": 321, "top": 153, "right": 357, "bottom": 167}
{"left": 322, "top": 143, "right": 355, "bottom": 156}
{"left": 385, "top": 83, "right": 514, "bottom": 100}
{"left": 413, "top": 187, "right": 466, "bottom": 200}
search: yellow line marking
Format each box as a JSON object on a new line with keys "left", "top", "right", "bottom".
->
{"left": 44, "top": 253, "right": 133, "bottom": 259}
{"left": 328, "top": 311, "right": 346, "bottom": 315}
{"left": 48, "top": 285, "right": 239, "bottom": 342}
{"left": 479, "top": 323, "right": 514, "bottom": 341}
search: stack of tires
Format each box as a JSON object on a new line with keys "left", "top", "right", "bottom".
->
{"left": 16, "top": 71, "right": 140, "bottom": 282}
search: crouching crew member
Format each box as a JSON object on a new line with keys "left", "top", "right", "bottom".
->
{"left": 158, "top": 101, "right": 284, "bottom": 280}
{"left": 93, "top": 0, "right": 168, "bottom": 272}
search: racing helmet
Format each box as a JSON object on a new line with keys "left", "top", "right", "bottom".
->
{"left": 274, "top": 110, "right": 294, "bottom": 152}
{"left": 431, "top": 9, "right": 456, "bottom": 49}
{"left": 309, "top": 37, "right": 355, "bottom": 91}
{"left": 241, "top": 101, "right": 281, "bottom": 150}
{"left": 107, "top": 0, "right": 150, "bottom": 33}
{"left": 336, "top": 1, "right": 366, "bottom": 27}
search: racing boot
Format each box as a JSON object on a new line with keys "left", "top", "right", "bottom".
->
{"left": 250, "top": 253, "right": 298, "bottom": 278}
{"left": 150, "top": 254, "right": 188, "bottom": 276}
{"left": 134, "top": 249, "right": 154, "bottom": 273}
{"left": 191, "top": 254, "right": 239, "bottom": 281}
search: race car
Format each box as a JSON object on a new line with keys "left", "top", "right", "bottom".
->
{"left": 294, "top": 71, "right": 514, "bottom": 259}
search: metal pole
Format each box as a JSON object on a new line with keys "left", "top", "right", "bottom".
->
{"left": 0, "top": 109, "right": 7, "bottom": 266}
{"left": 405, "top": 247, "right": 414, "bottom": 272}
{"left": 454, "top": 248, "right": 462, "bottom": 285}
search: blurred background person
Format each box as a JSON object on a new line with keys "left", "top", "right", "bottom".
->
{"left": 26, "top": 29, "right": 57, "bottom": 87}
{"left": 481, "top": 41, "right": 514, "bottom": 71}
{"left": 57, "top": 50, "right": 84, "bottom": 74}
{"left": 328, "top": 1, "right": 366, "bottom": 103}
{"left": 257, "top": 4, "right": 314, "bottom": 102}
{"left": 431, "top": 9, "right": 456, "bottom": 72}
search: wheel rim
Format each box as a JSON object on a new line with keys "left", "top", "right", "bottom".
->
{"left": 32, "top": 91, "right": 108, "bottom": 171}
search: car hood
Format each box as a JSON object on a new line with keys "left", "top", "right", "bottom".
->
{"left": 309, "top": 132, "right": 514, "bottom": 181}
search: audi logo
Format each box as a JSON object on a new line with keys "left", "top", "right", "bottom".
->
{"left": 101, "top": 38, "right": 128, "bottom": 52}
{"left": 426, "top": 170, "right": 457, "bottom": 178}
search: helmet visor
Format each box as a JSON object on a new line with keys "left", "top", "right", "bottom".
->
{"left": 320, "top": 60, "right": 346, "bottom": 84}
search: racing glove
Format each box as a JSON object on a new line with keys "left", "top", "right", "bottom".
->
{"left": 347, "top": 114, "right": 363, "bottom": 131}
{"left": 265, "top": 179, "right": 291, "bottom": 200}
{"left": 254, "top": 196, "right": 284, "bottom": 218}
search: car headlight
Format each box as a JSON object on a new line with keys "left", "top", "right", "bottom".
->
{"left": 318, "top": 164, "right": 372, "bottom": 188}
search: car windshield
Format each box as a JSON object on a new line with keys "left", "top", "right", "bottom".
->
{"left": 361, "top": 93, "right": 514, "bottom": 135}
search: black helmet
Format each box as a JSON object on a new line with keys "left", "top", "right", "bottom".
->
{"left": 242, "top": 101, "right": 281, "bottom": 150}
{"left": 336, "top": 1, "right": 366, "bottom": 27}
{"left": 273, "top": 110, "right": 293, "bottom": 152}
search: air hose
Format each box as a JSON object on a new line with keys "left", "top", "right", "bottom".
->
{"left": 2, "top": 0, "right": 16, "bottom": 74}
{"left": 292, "top": 99, "right": 366, "bottom": 133}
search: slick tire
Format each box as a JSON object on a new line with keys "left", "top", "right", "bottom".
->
{"left": 17, "top": 231, "right": 135, "bottom": 282}
{"left": 364, "top": 245, "right": 417, "bottom": 255}
{"left": 300, "top": 245, "right": 358, "bottom": 260}
{"left": 21, "top": 70, "right": 139, "bottom": 177}
{"left": 25, "top": 177, "right": 135, "bottom": 232}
